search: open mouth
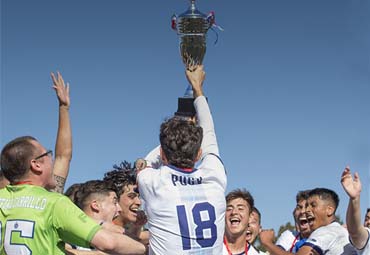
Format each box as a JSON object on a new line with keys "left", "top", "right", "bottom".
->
{"left": 229, "top": 217, "right": 241, "bottom": 226}
{"left": 129, "top": 207, "right": 139, "bottom": 216}
{"left": 306, "top": 215, "right": 315, "bottom": 226}
{"left": 298, "top": 217, "right": 309, "bottom": 228}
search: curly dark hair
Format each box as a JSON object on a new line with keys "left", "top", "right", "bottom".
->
{"left": 103, "top": 161, "right": 136, "bottom": 197}
{"left": 159, "top": 117, "right": 203, "bottom": 169}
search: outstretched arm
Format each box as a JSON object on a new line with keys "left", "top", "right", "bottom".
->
{"left": 341, "top": 166, "right": 369, "bottom": 249}
{"left": 49, "top": 71, "right": 72, "bottom": 193}
{"left": 186, "top": 65, "right": 219, "bottom": 157}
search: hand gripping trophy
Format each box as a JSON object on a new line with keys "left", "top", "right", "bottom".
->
{"left": 172, "top": 0, "right": 221, "bottom": 117}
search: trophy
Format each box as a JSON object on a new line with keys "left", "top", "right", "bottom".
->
{"left": 172, "top": 0, "right": 218, "bottom": 117}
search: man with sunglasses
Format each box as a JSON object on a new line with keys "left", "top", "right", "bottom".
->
{"left": 0, "top": 74, "right": 146, "bottom": 254}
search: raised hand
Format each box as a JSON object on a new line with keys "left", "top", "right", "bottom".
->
{"left": 51, "top": 71, "right": 70, "bottom": 108}
{"left": 341, "top": 166, "right": 362, "bottom": 200}
{"left": 185, "top": 65, "right": 205, "bottom": 98}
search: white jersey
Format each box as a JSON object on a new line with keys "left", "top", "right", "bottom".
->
{"left": 138, "top": 96, "right": 227, "bottom": 255}
{"left": 222, "top": 242, "right": 267, "bottom": 255}
{"left": 276, "top": 229, "right": 305, "bottom": 253}
{"left": 303, "top": 222, "right": 357, "bottom": 255}
{"left": 351, "top": 227, "right": 370, "bottom": 255}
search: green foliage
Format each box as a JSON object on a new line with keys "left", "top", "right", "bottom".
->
{"left": 277, "top": 221, "right": 295, "bottom": 237}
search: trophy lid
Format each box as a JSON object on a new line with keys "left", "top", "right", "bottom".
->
{"left": 178, "top": 0, "right": 207, "bottom": 20}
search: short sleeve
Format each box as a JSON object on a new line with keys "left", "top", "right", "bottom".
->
{"left": 52, "top": 196, "right": 101, "bottom": 248}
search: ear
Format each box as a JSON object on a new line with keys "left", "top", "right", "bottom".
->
{"left": 160, "top": 147, "right": 168, "bottom": 164}
{"left": 326, "top": 205, "right": 335, "bottom": 217}
{"left": 90, "top": 200, "right": 100, "bottom": 213}
{"left": 195, "top": 148, "right": 202, "bottom": 162}
{"left": 29, "top": 159, "right": 43, "bottom": 175}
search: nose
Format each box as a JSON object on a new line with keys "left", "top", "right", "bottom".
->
{"left": 116, "top": 203, "right": 122, "bottom": 213}
{"left": 135, "top": 196, "right": 141, "bottom": 206}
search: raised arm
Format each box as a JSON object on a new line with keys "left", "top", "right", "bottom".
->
{"left": 341, "top": 167, "right": 369, "bottom": 249}
{"left": 49, "top": 71, "right": 72, "bottom": 193}
{"left": 186, "top": 65, "right": 219, "bottom": 157}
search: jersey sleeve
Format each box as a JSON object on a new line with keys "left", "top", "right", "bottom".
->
{"left": 351, "top": 227, "right": 370, "bottom": 254}
{"left": 302, "top": 227, "right": 335, "bottom": 254}
{"left": 275, "top": 230, "right": 296, "bottom": 251}
{"left": 52, "top": 195, "right": 102, "bottom": 248}
{"left": 144, "top": 145, "right": 162, "bottom": 169}
{"left": 194, "top": 96, "right": 219, "bottom": 157}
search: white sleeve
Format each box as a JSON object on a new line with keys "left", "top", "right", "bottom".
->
{"left": 194, "top": 96, "right": 219, "bottom": 157}
{"left": 144, "top": 145, "right": 162, "bottom": 169}
{"left": 352, "top": 228, "right": 370, "bottom": 255}
{"left": 275, "top": 230, "right": 296, "bottom": 251}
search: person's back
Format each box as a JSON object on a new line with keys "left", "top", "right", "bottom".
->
{"left": 138, "top": 66, "right": 227, "bottom": 254}
{"left": 0, "top": 184, "right": 100, "bottom": 254}
{"left": 139, "top": 154, "right": 226, "bottom": 254}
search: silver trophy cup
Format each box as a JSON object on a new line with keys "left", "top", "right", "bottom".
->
{"left": 172, "top": 0, "right": 213, "bottom": 116}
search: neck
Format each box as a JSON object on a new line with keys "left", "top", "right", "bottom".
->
{"left": 225, "top": 232, "right": 247, "bottom": 253}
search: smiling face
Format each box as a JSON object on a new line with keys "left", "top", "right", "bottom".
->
{"left": 246, "top": 211, "right": 261, "bottom": 243}
{"left": 305, "top": 195, "right": 333, "bottom": 231}
{"left": 295, "top": 199, "right": 311, "bottom": 237}
{"left": 225, "top": 198, "right": 251, "bottom": 238}
{"left": 115, "top": 184, "right": 141, "bottom": 225}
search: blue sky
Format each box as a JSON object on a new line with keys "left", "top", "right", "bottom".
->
{"left": 1, "top": 0, "right": 369, "bottom": 232}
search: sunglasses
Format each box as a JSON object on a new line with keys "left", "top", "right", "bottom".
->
{"left": 34, "top": 150, "right": 53, "bottom": 160}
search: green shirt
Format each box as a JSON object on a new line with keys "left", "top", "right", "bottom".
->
{"left": 0, "top": 184, "right": 101, "bottom": 255}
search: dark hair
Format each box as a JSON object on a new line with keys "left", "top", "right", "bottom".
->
{"left": 308, "top": 188, "right": 339, "bottom": 212}
{"left": 251, "top": 207, "right": 262, "bottom": 224}
{"left": 64, "top": 183, "right": 82, "bottom": 201}
{"left": 366, "top": 208, "right": 370, "bottom": 214}
{"left": 103, "top": 161, "right": 136, "bottom": 197}
{"left": 74, "top": 180, "right": 115, "bottom": 210}
{"left": 159, "top": 117, "right": 203, "bottom": 169}
{"left": 1, "top": 136, "right": 38, "bottom": 183}
{"left": 226, "top": 188, "right": 254, "bottom": 211}
{"left": 296, "top": 190, "right": 310, "bottom": 203}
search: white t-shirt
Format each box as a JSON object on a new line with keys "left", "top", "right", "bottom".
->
{"left": 303, "top": 222, "right": 357, "bottom": 255}
{"left": 138, "top": 96, "right": 227, "bottom": 255}
{"left": 350, "top": 227, "right": 370, "bottom": 255}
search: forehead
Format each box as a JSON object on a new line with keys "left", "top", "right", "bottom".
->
{"left": 249, "top": 211, "right": 260, "bottom": 222}
{"left": 366, "top": 211, "right": 370, "bottom": 217}
{"left": 297, "top": 199, "right": 307, "bottom": 206}
{"left": 121, "top": 184, "right": 137, "bottom": 194}
{"left": 308, "top": 195, "right": 320, "bottom": 203}
{"left": 227, "top": 198, "right": 250, "bottom": 208}
{"left": 108, "top": 191, "right": 117, "bottom": 198}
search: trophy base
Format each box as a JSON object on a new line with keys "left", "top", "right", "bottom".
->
{"left": 175, "top": 97, "right": 196, "bottom": 117}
